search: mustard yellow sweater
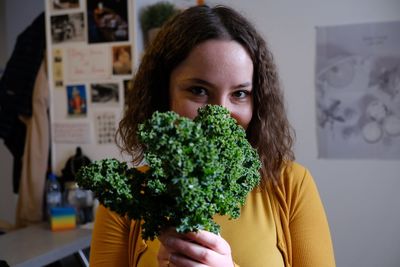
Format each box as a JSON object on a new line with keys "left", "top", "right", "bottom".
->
{"left": 90, "top": 162, "right": 336, "bottom": 266}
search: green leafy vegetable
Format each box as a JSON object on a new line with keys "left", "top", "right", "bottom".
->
{"left": 77, "top": 105, "right": 261, "bottom": 240}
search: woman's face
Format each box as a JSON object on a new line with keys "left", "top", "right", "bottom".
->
{"left": 169, "top": 40, "right": 254, "bottom": 129}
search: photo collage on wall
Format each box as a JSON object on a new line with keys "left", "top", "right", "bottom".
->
{"left": 47, "top": 0, "right": 134, "bottom": 146}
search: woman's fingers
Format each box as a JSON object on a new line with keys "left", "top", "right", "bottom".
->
{"left": 183, "top": 230, "right": 231, "bottom": 254}
{"left": 158, "top": 241, "right": 175, "bottom": 267}
{"left": 169, "top": 252, "right": 208, "bottom": 267}
{"left": 159, "top": 229, "right": 230, "bottom": 254}
{"left": 159, "top": 230, "right": 233, "bottom": 266}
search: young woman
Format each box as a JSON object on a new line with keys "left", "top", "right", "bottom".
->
{"left": 90, "top": 5, "right": 336, "bottom": 267}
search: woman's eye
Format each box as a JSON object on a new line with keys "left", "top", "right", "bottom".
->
{"left": 189, "top": 87, "right": 207, "bottom": 96}
{"left": 233, "top": 90, "right": 251, "bottom": 99}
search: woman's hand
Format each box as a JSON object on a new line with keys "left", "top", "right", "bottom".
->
{"left": 158, "top": 228, "right": 234, "bottom": 267}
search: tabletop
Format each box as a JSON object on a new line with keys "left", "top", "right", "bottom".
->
{"left": 0, "top": 223, "right": 92, "bottom": 267}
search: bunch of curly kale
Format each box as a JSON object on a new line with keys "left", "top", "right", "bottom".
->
{"left": 76, "top": 105, "right": 261, "bottom": 240}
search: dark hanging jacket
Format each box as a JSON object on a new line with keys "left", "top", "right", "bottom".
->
{"left": 0, "top": 12, "right": 46, "bottom": 193}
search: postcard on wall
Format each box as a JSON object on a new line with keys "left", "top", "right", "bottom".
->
{"left": 112, "top": 45, "right": 132, "bottom": 75}
{"left": 94, "top": 111, "right": 117, "bottom": 145}
{"left": 90, "top": 82, "right": 120, "bottom": 106}
{"left": 49, "top": 0, "right": 80, "bottom": 12}
{"left": 53, "top": 48, "right": 64, "bottom": 88}
{"left": 86, "top": 0, "right": 129, "bottom": 43}
{"left": 66, "top": 46, "right": 111, "bottom": 81}
{"left": 315, "top": 21, "right": 400, "bottom": 159}
{"left": 50, "top": 12, "right": 86, "bottom": 44}
{"left": 123, "top": 79, "right": 133, "bottom": 107}
{"left": 53, "top": 122, "right": 91, "bottom": 144}
{"left": 66, "top": 84, "right": 87, "bottom": 117}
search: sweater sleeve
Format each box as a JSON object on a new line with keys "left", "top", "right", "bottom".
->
{"left": 90, "top": 204, "right": 131, "bottom": 266}
{"left": 288, "top": 166, "right": 336, "bottom": 267}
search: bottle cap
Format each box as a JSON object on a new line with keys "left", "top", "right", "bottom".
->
{"left": 48, "top": 173, "right": 57, "bottom": 180}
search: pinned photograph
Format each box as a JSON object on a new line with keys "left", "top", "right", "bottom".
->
{"left": 67, "top": 84, "right": 87, "bottom": 116}
{"left": 87, "top": 0, "right": 129, "bottom": 43}
{"left": 90, "top": 82, "right": 119, "bottom": 106}
{"left": 123, "top": 79, "right": 133, "bottom": 106}
{"left": 53, "top": 48, "right": 64, "bottom": 88}
{"left": 112, "top": 45, "right": 132, "bottom": 75}
{"left": 50, "top": 0, "right": 80, "bottom": 11}
{"left": 51, "top": 13, "right": 86, "bottom": 44}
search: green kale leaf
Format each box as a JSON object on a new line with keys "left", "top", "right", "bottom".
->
{"left": 77, "top": 105, "right": 261, "bottom": 240}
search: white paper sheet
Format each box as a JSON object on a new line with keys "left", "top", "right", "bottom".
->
{"left": 53, "top": 122, "right": 91, "bottom": 144}
{"left": 316, "top": 21, "right": 400, "bottom": 159}
{"left": 66, "top": 46, "right": 111, "bottom": 82}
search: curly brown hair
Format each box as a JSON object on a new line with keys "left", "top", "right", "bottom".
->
{"left": 117, "top": 5, "right": 295, "bottom": 187}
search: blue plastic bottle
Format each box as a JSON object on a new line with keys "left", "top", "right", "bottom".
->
{"left": 46, "top": 173, "right": 62, "bottom": 218}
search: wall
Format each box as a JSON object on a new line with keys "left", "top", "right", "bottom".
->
{"left": 0, "top": 1, "right": 6, "bottom": 69}
{"left": 215, "top": 1, "right": 400, "bottom": 267}
{"left": 1, "top": 0, "right": 399, "bottom": 266}
{"left": 0, "top": 0, "right": 12, "bottom": 225}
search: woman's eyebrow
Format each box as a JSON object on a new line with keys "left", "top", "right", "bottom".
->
{"left": 234, "top": 82, "right": 252, "bottom": 89}
{"left": 183, "top": 78, "right": 252, "bottom": 89}
{"left": 182, "top": 78, "right": 212, "bottom": 86}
